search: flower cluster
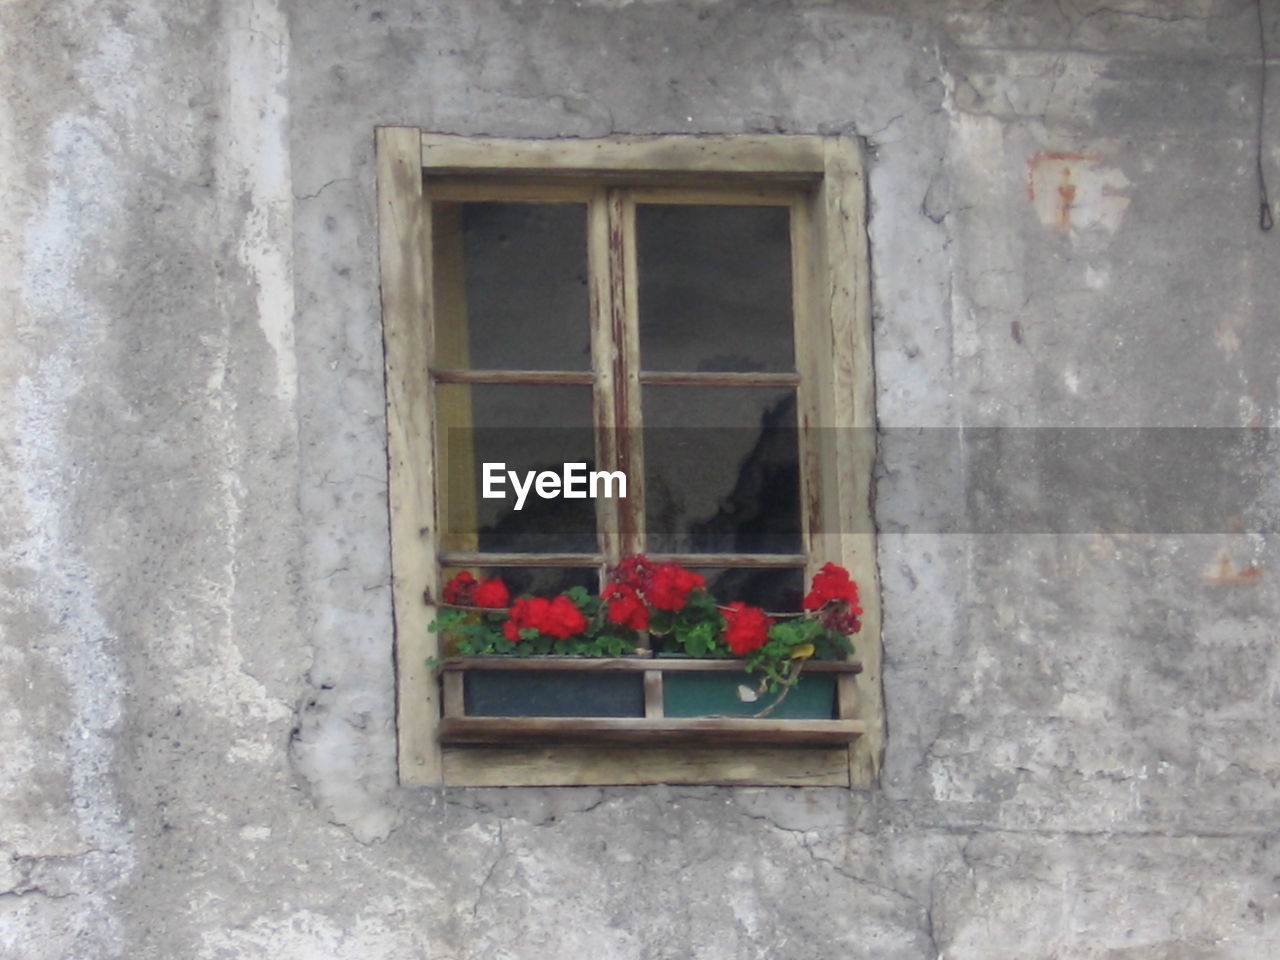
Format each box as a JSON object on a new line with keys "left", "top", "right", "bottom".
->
{"left": 803, "top": 562, "right": 861, "bottom": 611}
{"left": 503, "top": 595, "right": 588, "bottom": 641}
{"left": 608, "top": 555, "right": 706, "bottom": 613}
{"left": 722, "top": 601, "right": 774, "bottom": 655}
{"left": 430, "top": 556, "right": 860, "bottom": 687}
{"left": 600, "top": 583, "right": 649, "bottom": 631}
{"left": 802, "top": 561, "right": 863, "bottom": 636}
{"left": 442, "top": 570, "right": 510, "bottom": 609}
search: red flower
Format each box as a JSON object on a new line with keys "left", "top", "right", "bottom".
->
{"left": 722, "top": 602, "right": 773, "bottom": 655}
{"left": 602, "top": 582, "right": 649, "bottom": 631}
{"left": 822, "top": 605, "right": 862, "bottom": 636}
{"left": 503, "top": 596, "right": 544, "bottom": 641}
{"left": 803, "top": 563, "right": 862, "bottom": 613}
{"left": 503, "top": 594, "right": 588, "bottom": 641}
{"left": 473, "top": 578, "right": 510, "bottom": 609}
{"left": 502, "top": 616, "right": 522, "bottom": 641}
{"left": 608, "top": 555, "right": 703, "bottom": 612}
{"left": 646, "top": 563, "right": 705, "bottom": 612}
{"left": 442, "top": 570, "right": 477, "bottom": 605}
{"left": 544, "top": 595, "right": 588, "bottom": 639}
{"left": 611, "top": 554, "right": 656, "bottom": 593}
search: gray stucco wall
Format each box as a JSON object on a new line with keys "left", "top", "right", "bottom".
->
{"left": 4, "top": 1, "right": 1279, "bottom": 957}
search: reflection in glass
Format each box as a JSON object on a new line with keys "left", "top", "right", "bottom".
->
{"left": 637, "top": 204, "right": 794, "bottom": 373}
{"left": 433, "top": 202, "right": 590, "bottom": 370}
{"left": 437, "top": 384, "right": 598, "bottom": 554}
{"left": 642, "top": 386, "right": 801, "bottom": 554}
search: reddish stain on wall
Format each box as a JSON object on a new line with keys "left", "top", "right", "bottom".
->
{"left": 1026, "top": 151, "right": 1114, "bottom": 233}
{"left": 1204, "top": 553, "right": 1265, "bottom": 586}
{"left": 1056, "top": 173, "right": 1077, "bottom": 231}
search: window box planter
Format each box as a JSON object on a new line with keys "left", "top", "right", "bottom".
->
{"left": 436, "top": 657, "right": 864, "bottom": 747}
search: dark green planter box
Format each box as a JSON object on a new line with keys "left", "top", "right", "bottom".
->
{"left": 662, "top": 671, "right": 837, "bottom": 720}
{"left": 438, "top": 657, "right": 862, "bottom": 746}
{"left": 463, "top": 669, "right": 644, "bottom": 718}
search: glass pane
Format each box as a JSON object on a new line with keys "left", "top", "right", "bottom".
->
{"left": 441, "top": 566, "right": 599, "bottom": 600}
{"left": 433, "top": 202, "right": 591, "bottom": 370}
{"left": 642, "top": 386, "right": 802, "bottom": 554}
{"left": 689, "top": 567, "right": 805, "bottom": 613}
{"left": 437, "top": 384, "right": 598, "bottom": 553}
{"left": 636, "top": 204, "right": 794, "bottom": 373}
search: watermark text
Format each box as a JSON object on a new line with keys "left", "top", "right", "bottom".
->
{"left": 482, "top": 462, "right": 627, "bottom": 511}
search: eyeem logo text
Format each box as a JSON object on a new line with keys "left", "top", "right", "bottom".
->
{"left": 482, "top": 462, "right": 627, "bottom": 511}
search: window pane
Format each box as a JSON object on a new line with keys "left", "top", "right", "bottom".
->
{"left": 636, "top": 204, "right": 794, "bottom": 373}
{"left": 689, "top": 567, "right": 805, "bottom": 613}
{"left": 433, "top": 202, "right": 591, "bottom": 371}
{"left": 642, "top": 386, "right": 802, "bottom": 554}
{"left": 437, "top": 384, "right": 598, "bottom": 553}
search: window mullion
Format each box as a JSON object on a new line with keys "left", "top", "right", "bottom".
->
{"left": 609, "top": 188, "right": 646, "bottom": 560}
{"left": 791, "top": 193, "right": 823, "bottom": 579}
{"left": 588, "top": 188, "right": 621, "bottom": 581}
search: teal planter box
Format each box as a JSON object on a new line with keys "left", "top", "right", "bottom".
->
{"left": 463, "top": 669, "right": 644, "bottom": 718}
{"left": 437, "top": 658, "right": 862, "bottom": 747}
{"left": 662, "top": 671, "right": 837, "bottom": 720}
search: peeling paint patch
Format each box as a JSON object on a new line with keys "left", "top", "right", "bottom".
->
{"left": 224, "top": 0, "right": 296, "bottom": 408}
{"left": 1203, "top": 552, "right": 1263, "bottom": 586}
{"left": 1027, "top": 152, "right": 1130, "bottom": 235}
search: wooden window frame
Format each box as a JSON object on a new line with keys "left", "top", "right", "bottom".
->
{"left": 377, "top": 129, "right": 880, "bottom": 788}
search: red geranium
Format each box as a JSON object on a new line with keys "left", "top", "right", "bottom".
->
{"left": 802, "top": 563, "right": 861, "bottom": 613}
{"left": 503, "top": 596, "right": 543, "bottom": 641}
{"left": 503, "top": 594, "right": 588, "bottom": 641}
{"left": 611, "top": 554, "right": 656, "bottom": 593}
{"left": 646, "top": 563, "right": 705, "bottom": 612}
{"left": 722, "top": 602, "right": 773, "bottom": 655}
{"left": 473, "top": 578, "right": 510, "bottom": 609}
{"left": 442, "top": 570, "right": 477, "bottom": 605}
{"left": 607, "top": 554, "right": 703, "bottom": 612}
{"left": 543, "top": 595, "right": 588, "bottom": 638}
{"left": 601, "top": 582, "right": 649, "bottom": 631}
{"left": 442, "top": 571, "right": 510, "bottom": 609}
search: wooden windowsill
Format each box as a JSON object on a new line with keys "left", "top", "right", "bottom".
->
{"left": 438, "top": 716, "right": 865, "bottom": 746}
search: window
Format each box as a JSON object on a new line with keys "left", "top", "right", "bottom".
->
{"left": 377, "top": 130, "right": 880, "bottom": 787}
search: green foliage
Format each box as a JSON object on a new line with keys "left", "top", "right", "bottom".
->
{"left": 648, "top": 590, "right": 732, "bottom": 659}
{"left": 745, "top": 618, "right": 854, "bottom": 691}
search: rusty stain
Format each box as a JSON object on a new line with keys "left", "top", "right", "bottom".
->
{"left": 1056, "top": 168, "right": 1076, "bottom": 231}
{"left": 1026, "top": 151, "right": 1098, "bottom": 201}
{"left": 1010, "top": 320, "right": 1023, "bottom": 345}
{"left": 1027, "top": 152, "right": 1131, "bottom": 234}
{"left": 1204, "top": 553, "right": 1264, "bottom": 586}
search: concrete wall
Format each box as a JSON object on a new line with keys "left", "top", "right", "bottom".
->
{"left": 4, "top": 0, "right": 1279, "bottom": 957}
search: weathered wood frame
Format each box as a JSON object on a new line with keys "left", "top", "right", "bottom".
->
{"left": 378, "top": 130, "right": 880, "bottom": 788}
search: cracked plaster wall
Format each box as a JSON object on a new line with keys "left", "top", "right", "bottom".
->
{"left": 3, "top": 0, "right": 1280, "bottom": 957}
